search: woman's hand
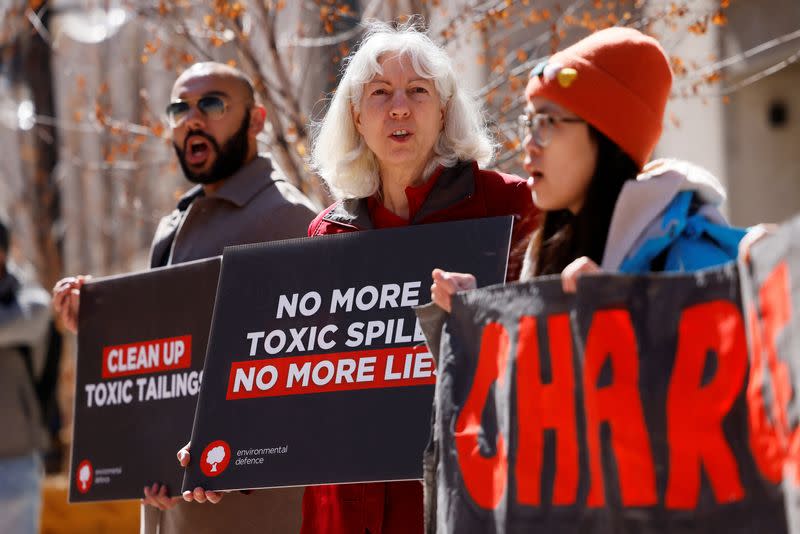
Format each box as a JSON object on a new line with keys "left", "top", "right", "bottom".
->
{"left": 52, "top": 275, "right": 91, "bottom": 333}
{"left": 177, "top": 442, "right": 224, "bottom": 504}
{"left": 430, "top": 269, "right": 477, "bottom": 312}
{"left": 561, "top": 256, "right": 601, "bottom": 293}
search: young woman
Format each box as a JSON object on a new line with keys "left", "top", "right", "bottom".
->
{"left": 432, "top": 26, "right": 746, "bottom": 310}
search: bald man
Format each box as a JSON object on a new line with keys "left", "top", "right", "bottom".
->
{"left": 53, "top": 63, "right": 317, "bottom": 533}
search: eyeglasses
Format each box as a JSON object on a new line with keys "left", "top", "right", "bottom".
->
{"left": 165, "top": 95, "right": 231, "bottom": 127}
{"left": 517, "top": 112, "right": 585, "bottom": 147}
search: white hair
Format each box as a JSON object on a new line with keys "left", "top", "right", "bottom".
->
{"left": 310, "top": 20, "right": 496, "bottom": 200}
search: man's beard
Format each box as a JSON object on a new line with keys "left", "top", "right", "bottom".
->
{"left": 173, "top": 113, "right": 251, "bottom": 185}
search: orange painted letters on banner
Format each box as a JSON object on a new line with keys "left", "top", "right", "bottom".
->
{"left": 583, "top": 309, "right": 657, "bottom": 508}
{"left": 515, "top": 314, "right": 579, "bottom": 506}
{"left": 748, "top": 262, "right": 798, "bottom": 484}
{"left": 666, "top": 301, "right": 747, "bottom": 508}
{"left": 455, "top": 322, "right": 510, "bottom": 510}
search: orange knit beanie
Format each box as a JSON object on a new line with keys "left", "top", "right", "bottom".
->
{"left": 525, "top": 27, "right": 672, "bottom": 170}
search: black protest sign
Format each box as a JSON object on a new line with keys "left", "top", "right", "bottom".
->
{"left": 429, "top": 266, "right": 789, "bottom": 533}
{"left": 69, "top": 257, "right": 220, "bottom": 502}
{"left": 182, "top": 217, "right": 513, "bottom": 492}
{"left": 743, "top": 215, "right": 800, "bottom": 531}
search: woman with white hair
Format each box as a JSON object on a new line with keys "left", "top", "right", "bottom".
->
{"left": 303, "top": 21, "right": 536, "bottom": 534}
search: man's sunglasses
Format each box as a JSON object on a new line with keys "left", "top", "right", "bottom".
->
{"left": 165, "top": 95, "right": 230, "bottom": 127}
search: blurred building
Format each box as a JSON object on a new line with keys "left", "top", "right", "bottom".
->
{"left": 647, "top": 0, "right": 800, "bottom": 226}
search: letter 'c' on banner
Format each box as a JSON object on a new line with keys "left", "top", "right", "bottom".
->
{"left": 455, "top": 322, "right": 510, "bottom": 511}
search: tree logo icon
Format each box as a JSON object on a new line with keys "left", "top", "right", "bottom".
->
{"left": 200, "top": 440, "right": 231, "bottom": 477}
{"left": 76, "top": 459, "right": 94, "bottom": 494}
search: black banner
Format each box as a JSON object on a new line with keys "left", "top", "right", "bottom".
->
{"left": 69, "top": 257, "right": 220, "bottom": 502}
{"left": 182, "top": 217, "right": 513, "bottom": 492}
{"left": 427, "top": 263, "right": 792, "bottom": 532}
{"left": 743, "top": 217, "right": 800, "bottom": 532}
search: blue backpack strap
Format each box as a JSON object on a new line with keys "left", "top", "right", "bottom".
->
{"left": 619, "top": 191, "right": 747, "bottom": 274}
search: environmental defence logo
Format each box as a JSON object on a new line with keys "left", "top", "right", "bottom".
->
{"left": 200, "top": 440, "right": 231, "bottom": 477}
{"left": 76, "top": 459, "right": 94, "bottom": 494}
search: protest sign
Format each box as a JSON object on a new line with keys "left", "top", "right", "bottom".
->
{"left": 182, "top": 217, "right": 513, "bottom": 492}
{"left": 742, "top": 216, "right": 800, "bottom": 532}
{"left": 69, "top": 257, "right": 220, "bottom": 502}
{"left": 427, "top": 264, "right": 792, "bottom": 533}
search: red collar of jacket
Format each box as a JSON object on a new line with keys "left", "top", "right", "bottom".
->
{"left": 318, "top": 160, "right": 478, "bottom": 232}
{"left": 366, "top": 167, "right": 441, "bottom": 228}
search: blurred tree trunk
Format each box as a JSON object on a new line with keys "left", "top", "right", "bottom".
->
{"left": 18, "top": 4, "right": 61, "bottom": 289}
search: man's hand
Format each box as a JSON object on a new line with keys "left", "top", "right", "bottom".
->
{"left": 176, "top": 442, "right": 224, "bottom": 504}
{"left": 430, "top": 269, "right": 477, "bottom": 313}
{"left": 142, "top": 483, "right": 180, "bottom": 511}
{"left": 52, "top": 275, "right": 91, "bottom": 333}
{"left": 561, "top": 256, "right": 601, "bottom": 293}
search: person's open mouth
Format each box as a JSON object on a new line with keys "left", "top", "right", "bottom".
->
{"left": 388, "top": 129, "right": 413, "bottom": 142}
{"left": 185, "top": 135, "right": 213, "bottom": 166}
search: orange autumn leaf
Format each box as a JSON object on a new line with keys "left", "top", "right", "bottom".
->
{"left": 144, "top": 41, "right": 159, "bottom": 54}
{"left": 516, "top": 48, "right": 528, "bottom": 62}
{"left": 688, "top": 19, "right": 708, "bottom": 35}
{"left": 670, "top": 56, "right": 687, "bottom": 77}
{"left": 228, "top": 3, "right": 244, "bottom": 18}
{"left": 711, "top": 10, "right": 727, "bottom": 25}
{"left": 94, "top": 104, "right": 107, "bottom": 126}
